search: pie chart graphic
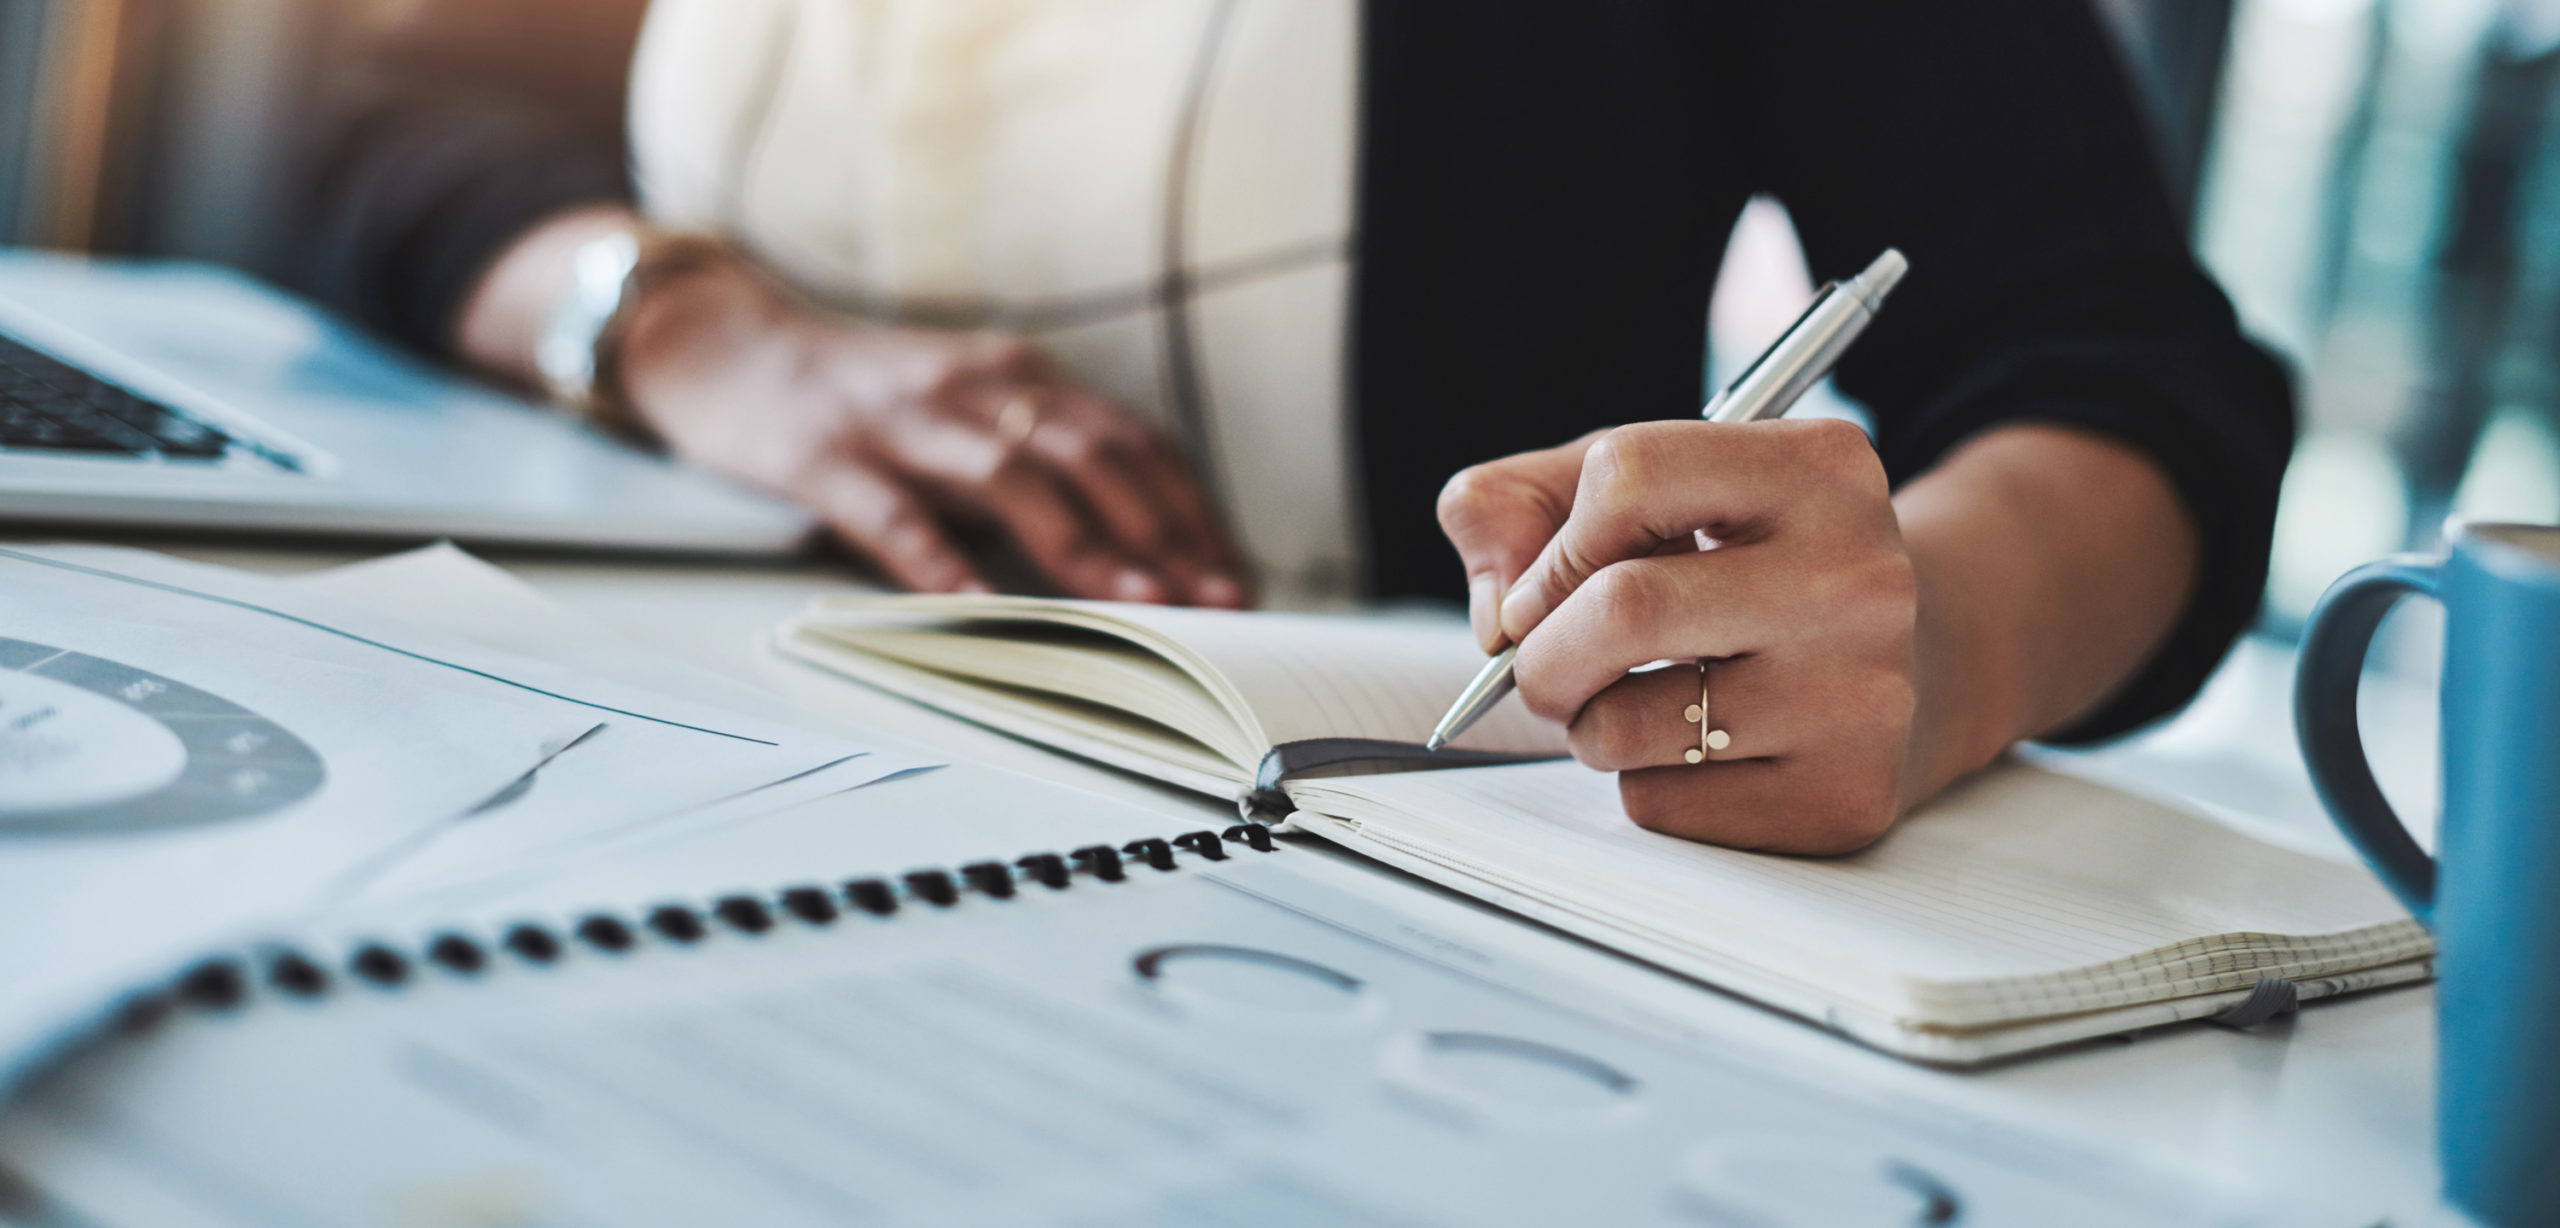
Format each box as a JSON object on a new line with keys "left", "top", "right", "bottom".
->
{"left": 0, "top": 637, "right": 324, "bottom": 833}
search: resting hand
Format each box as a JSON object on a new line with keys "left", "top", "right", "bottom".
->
{"left": 614, "top": 255, "right": 1246, "bottom": 605}
{"left": 1439, "top": 419, "right": 1920, "bottom": 853}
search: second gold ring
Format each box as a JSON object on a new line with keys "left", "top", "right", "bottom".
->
{"left": 996, "top": 392, "right": 1044, "bottom": 447}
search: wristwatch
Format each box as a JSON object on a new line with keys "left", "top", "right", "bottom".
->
{"left": 533, "top": 229, "right": 734, "bottom": 440}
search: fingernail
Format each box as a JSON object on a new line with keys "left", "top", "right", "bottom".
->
{"left": 1196, "top": 574, "right": 1244, "bottom": 608}
{"left": 1467, "top": 573, "right": 1500, "bottom": 651}
{"left": 1498, "top": 576, "right": 1544, "bottom": 642}
{"left": 1111, "top": 568, "right": 1159, "bottom": 603}
{"left": 956, "top": 579, "right": 995, "bottom": 594}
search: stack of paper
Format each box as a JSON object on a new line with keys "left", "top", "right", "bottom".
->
{"left": 0, "top": 544, "right": 927, "bottom": 1088}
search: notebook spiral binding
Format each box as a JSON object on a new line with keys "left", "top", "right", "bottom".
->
{"left": 118, "top": 825, "right": 1282, "bottom": 1030}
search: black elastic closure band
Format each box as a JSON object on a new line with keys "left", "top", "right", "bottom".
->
{"left": 2209, "top": 976, "right": 2300, "bottom": 1029}
{"left": 1245, "top": 738, "right": 1561, "bottom": 821}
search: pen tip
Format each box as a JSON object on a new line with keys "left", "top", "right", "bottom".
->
{"left": 1424, "top": 734, "right": 1447, "bottom": 752}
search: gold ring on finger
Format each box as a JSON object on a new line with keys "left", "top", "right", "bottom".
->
{"left": 996, "top": 392, "right": 1044, "bottom": 448}
{"left": 1681, "top": 659, "right": 1731, "bottom": 764}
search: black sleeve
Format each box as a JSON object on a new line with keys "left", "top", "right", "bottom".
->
{"left": 1720, "top": 0, "right": 2297, "bottom": 743}
{"left": 274, "top": 0, "right": 645, "bottom": 356}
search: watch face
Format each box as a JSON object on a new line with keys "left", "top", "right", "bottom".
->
{"left": 536, "top": 230, "right": 642, "bottom": 402}
{"left": 0, "top": 638, "right": 325, "bottom": 834}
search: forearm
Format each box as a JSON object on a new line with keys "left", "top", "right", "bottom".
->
{"left": 450, "top": 207, "right": 1244, "bottom": 604}
{"left": 1894, "top": 423, "right": 2199, "bottom": 806}
{"left": 275, "top": 0, "right": 641, "bottom": 352}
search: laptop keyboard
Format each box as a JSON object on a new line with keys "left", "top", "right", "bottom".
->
{"left": 0, "top": 332, "right": 240, "bottom": 461}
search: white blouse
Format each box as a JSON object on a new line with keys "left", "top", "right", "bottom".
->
{"left": 628, "top": 0, "right": 1364, "bottom": 603}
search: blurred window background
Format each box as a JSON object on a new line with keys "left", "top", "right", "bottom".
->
{"left": 2201, "top": 0, "right": 2560, "bottom": 634}
{"left": 5, "top": 0, "right": 2554, "bottom": 668}
{"left": 0, "top": 0, "right": 355, "bottom": 268}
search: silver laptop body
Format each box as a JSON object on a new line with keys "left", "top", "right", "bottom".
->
{"left": 0, "top": 251, "right": 811, "bottom": 555}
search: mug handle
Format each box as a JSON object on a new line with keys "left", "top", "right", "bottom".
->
{"left": 2293, "top": 556, "right": 2441, "bottom": 923}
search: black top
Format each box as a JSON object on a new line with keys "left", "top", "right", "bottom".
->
{"left": 280, "top": 0, "right": 2294, "bottom": 744}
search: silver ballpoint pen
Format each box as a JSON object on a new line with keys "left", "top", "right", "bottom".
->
{"left": 1424, "top": 247, "right": 1910, "bottom": 752}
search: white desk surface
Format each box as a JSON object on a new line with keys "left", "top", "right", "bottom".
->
{"left": 125, "top": 540, "right": 2455, "bottom": 1225}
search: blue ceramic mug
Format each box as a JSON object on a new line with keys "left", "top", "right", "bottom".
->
{"left": 2296, "top": 522, "right": 2560, "bottom": 1226}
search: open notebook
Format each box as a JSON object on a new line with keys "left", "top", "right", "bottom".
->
{"left": 1291, "top": 760, "right": 2429, "bottom": 1062}
{"left": 777, "top": 593, "right": 1571, "bottom": 800}
{"left": 778, "top": 595, "right": 2430, "bottom": 1063}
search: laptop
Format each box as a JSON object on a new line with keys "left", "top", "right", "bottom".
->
{"left": 0, "top": 250, "right": 812, "bottom": 555}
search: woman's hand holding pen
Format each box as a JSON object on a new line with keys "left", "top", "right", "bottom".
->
{"left": 1440, "top": 418, "right": 2203, "bottom": 854}
{"left": 1440, "top": 419, "right": 1929, "bottom": 854}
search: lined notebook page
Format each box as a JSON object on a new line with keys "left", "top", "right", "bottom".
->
{"left": 989, "top": 602, "right": 1566, "bottom": 755}
{"left": 1291, "top": 760, "right": 2427, "bottom": 1026}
